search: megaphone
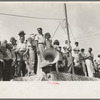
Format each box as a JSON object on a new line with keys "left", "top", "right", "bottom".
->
{"left": 43, "top": 48, "right": 60, "bottom": 64}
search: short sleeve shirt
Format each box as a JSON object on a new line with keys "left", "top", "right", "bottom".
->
{"left": 35, "top": 34, "right": 44, "bottom": 43}
{"left": 16, "top": 42, "right": 27, "bottom": 52}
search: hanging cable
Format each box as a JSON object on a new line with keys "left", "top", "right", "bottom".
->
{"left": 61, "top": 20, "right": 76, "bottom": 42}
{"left": 51, "top": 20, "right": 63, "bottom": 39}
{"left": 0, "top": 12, "right": 65, "bottom": 20}
{"left": 68, "top": 24, "right": 77, "bottom": 42}
{"left": 77, "top": 33, "right": 100, "bottom": 41}
{"left": 61, "top": 20, "right": 100, "bottom": 42}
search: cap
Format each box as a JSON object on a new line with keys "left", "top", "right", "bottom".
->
{"left": 18, "top": 31, "right": 26, "bottom": 36}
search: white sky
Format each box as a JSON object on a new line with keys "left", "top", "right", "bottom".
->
{"left": 0, "top": 2, "right": 100, "bottom": 59}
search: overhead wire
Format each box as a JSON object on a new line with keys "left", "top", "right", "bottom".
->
{"left": 51, "top": 20, "right": 64, "bottom": 39}
{"left": 61, "top": 20, "right": 100, "bottom": 41}
{"left": 77, "top": 33, "right": 100, "bottom": 41}
{"left": 61, "top": 20, "right": 76, "bottom": 42}
{"left": 76, "top": 27, "right": 100, "bottom": 40}
{"left": 0, "top": 12, "right": 65, "bottom": 20}
{"left": 0, "top": 12, "right": 100, "bottom": 41}
{"left": 68, "top": 24, "right": 77, "bottom": 42}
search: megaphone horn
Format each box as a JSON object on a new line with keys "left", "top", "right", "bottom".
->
{"left": 43, "top": 48, "right": 60, "bottom": 63}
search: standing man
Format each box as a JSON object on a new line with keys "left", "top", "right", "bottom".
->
{"left": 85, "top": 48, "right": 95, "bottom": 77}
{"left": 10, "top": 37, "right": 17, "bottom": 78}
{"left": 63, "top": 40, "right": 72, "bottom": 73}
{"left": 29, "top": 34, "right": 38, "bottom": 74}
{"left": 73, "top": 42, "right": 85, "bottom": 76}
{"left": 16, "top": 31, "right": 30, "bottom": 77}
{"left": 1, "top": 40, "right": 13, "bottom": 81}
{"left": 73, "top": 42, "right": 80, "bottom": 67}
{"left": 0, "top": 43, "right": 4, "bottom": 81}
{"left": 73, "top": 42, "right": 80, "bottom": 52}
{"left": 79, "top": 48, "right": 88, "bottom": 76}
{"left": 35, "top": 28, "right": 45, "bottom": 75}
{"left": 27, "top": 33, "right": 38, "bottom": 75}
{"left": 96, "top": 55, "right": 100, "bottom": 72}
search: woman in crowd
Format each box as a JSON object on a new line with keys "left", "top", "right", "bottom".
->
{"left": 44, "top": 32, "right": 53, "bottom": 49}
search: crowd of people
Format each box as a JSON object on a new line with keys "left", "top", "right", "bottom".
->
{"left": 0, "top": 27, "right": 100, "bottom": 81}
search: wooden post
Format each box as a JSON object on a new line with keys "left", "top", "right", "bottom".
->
{"left": 64, "top": 3, "right": 74, "bottom": 75}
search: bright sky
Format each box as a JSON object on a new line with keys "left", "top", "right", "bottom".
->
{"left": 0, "top": 2, "right": 100, "bottom": 59}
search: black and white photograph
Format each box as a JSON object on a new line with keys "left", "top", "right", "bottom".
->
{"left": 0, "top": 2, "right": 100, "bottom": 82}
{"left": 1, "top": 1, "right": 100, "bottom": 99}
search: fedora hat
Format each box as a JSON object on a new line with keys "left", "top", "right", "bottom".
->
{"left": 18, "top": 31, "right": 26, "bottom": 36}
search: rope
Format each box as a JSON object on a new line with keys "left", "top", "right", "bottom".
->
{"left": 51, "top": 20, "right": 63, "bottom": 39}
{"left": 61, "top": 20, "right": 76, "bottom": 42}
{"left": 68, "top": 24, "right": 77, "bottom": 42}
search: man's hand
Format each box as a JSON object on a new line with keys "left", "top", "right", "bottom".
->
{"left": 0, "top": 59, "right": 3, "bottom": 62}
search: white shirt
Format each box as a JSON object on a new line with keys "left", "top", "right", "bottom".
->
{"left": 63, "top": 44, "right": 70, "bottom": 53}
{"left": 35, "top": 34, "right": 44, "bottom": 43}
{"left": 16, "top": 42, "right": 28, "bottom": 61}
{"left": 16, "top": 42, "right": 27, "bottom": 52}
{"left": 97, "top": 58, "right": 100, "bottom": 68}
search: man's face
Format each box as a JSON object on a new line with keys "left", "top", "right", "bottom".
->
{"left": 65, "top": 40, "right": 68, "bottom": 44}
{"left": 81, "top": 51, "right": 84, "bottom": 53}
{"left": 2, "top": 40, "right": 7, "bottom": 46}
{"left": 11, "top": 40, "right": 16, "bottom": 45}
{"left": 45, "top": 35, "right": 50, "bottom": 39}
{"left": 20, "top": 36, "right": 25, "bottom": 43}
{"left": 88, "top": 48, "right": 91, "bottom": 52}
{"left": 75, "top": 43, "right": 78, "bottom": 46}
{"left": 37, "top": 29, "right": 42, "bottom": 34}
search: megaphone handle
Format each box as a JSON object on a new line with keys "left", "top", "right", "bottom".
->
{"left": 55, "top": 62, "right": 59, "bottom": 72}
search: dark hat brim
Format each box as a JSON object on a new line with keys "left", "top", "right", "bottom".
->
{"left": 18, "top": 31, "right": 26, "bottom": 36}
{"left": 37, "top": 28, "right": 42, "bottom": 31}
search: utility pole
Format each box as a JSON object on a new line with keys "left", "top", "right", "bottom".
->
{"left": 64, "top": 3, "right": 74, "bottom": 75}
